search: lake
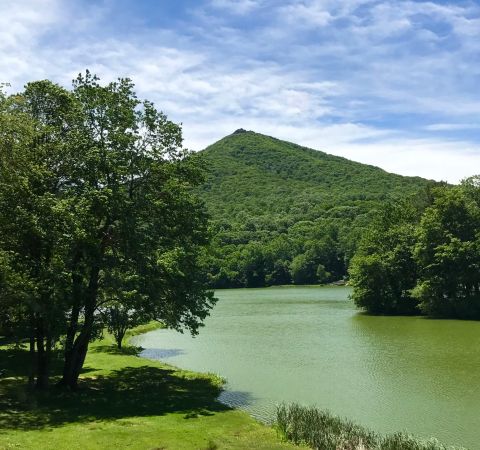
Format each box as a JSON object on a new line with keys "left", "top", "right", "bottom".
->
{"left": 133, "top": 286, "right": 480, "bottom": 449}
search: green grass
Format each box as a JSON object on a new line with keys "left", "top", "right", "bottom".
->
{"left": 0, "top": 329, "right": 299, "bottom": 450}
{"left": 276, "top": 403, "right": 466, "bottom": 450}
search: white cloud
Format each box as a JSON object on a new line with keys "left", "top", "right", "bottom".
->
{"left": 424, "top": 123, "right": 479, "bottom": 131}
{"left": 326, "top": 138, "right": 480, "bottom": 184}
{"left": 208, "top": 0, "right": 261, "bottom": 15}
{"left": 279, "top": 2, "right": 333, "bottom": 27}
{"left": 0, "top": 0, "right": 479, "bottom": 184}
{"left": 0, "top": 0, "right": 61, "bottom": 49}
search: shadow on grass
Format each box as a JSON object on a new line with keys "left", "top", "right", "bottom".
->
{"left": 0, "top": 348, "right": 65, "bottom": 379}
{"left": 0, "top": 347, "right": 98, "bottom": 380}
{"left": 0, "top": 354, "right": 240, "bottom": 431}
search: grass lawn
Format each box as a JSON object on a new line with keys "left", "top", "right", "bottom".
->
{"left": 0, "top": 325, "right": 300, "bottom": 450}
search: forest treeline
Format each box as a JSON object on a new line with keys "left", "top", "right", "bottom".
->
{"left": 350, "top": 177, "right": 480, "bottom": 319}
{"left": 196, "top": 130, "right": 435, "bottom": 288}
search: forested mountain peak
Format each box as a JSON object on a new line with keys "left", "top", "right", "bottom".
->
{"left": 204, "top": 129, "right": 427, "bottom": 179}
{"left": 197, "top": 131, "right": 434, "bottom": 288}
{"left": 200, "top": 130, "right": 430, "bottom": 214}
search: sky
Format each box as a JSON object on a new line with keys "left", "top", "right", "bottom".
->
{"left": 1, "top": 0, "right": 480, "bottom": 183}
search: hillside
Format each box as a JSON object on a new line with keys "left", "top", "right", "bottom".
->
{"left": 197, "top": 129, "right": 433, "bottom": 288}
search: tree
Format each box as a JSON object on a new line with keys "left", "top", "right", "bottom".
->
{"left": 0, "top": 73, "right": 216, "bottom": 389}
{"left": 349, "top": 199, "right": 423, "bottom": 315}
{"left": 0, "top": 81, "right": 74, "bottom": 388}
{"left": 413, "top": 178, "right": 480, "bottom": 318}
{"left": 102, "top": 304, "right": 147, "bottom": 349}
{"left": 290, "top": 253, "right": 316, "bottom": 284}
{"left": 350, "top": 181, "right": 480, "bottom": 319}
{"left": 316, "top": 264, "right": 330, "bottom": 284}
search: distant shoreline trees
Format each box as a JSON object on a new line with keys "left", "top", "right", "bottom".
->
{"left": 350, "top": 177, "right": 480, "bottom": 319}
{"left": 204, "top": 225, "right": 346, "bottom": 289}
{"left": 0, "top": 73, "right": 215, "bottom": 389}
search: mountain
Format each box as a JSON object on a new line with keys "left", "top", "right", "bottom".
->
{"left": 196, "top": 129, "right": 433, "bottom": 288}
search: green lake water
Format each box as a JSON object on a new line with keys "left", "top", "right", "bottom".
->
{"left": 133, "top": 286, "right": 480, "bottom": 449}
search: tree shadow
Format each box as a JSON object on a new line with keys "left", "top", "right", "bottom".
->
{"left": 140, "top": 348, "right": 185, "bottom": 359}
{"left": 0, "top": 347, "right": 98, "bottom": 380}
{"left": 0, "top": 348, "right": 64, "bottom": 379}
{"left": 0, "top": 365, "right": 234, "bottom": 431}
{"left": 218, "top": 389, "right": 253, "bottom": 409}
{"left": 91, "top": 345, "right": 143, "bottom": 356}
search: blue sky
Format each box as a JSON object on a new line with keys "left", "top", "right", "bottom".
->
{"left": 2, "top": 0, "right": 480, "bottom": 182}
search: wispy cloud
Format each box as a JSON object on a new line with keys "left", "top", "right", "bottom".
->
{"left": 208, "top": 0, "right": 262, "bottom": 15}
{"left": 0, "top": 0, "right": 479, "bottom": 183}
{"left": 424, "top": 123, "right": 479, "bottom": 131}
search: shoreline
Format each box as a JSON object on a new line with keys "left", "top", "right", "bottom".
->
{"left": 0, "top": 324, "right": 299, "bottom": 450}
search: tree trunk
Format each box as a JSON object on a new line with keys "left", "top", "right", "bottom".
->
{"left": 59, "top": 265, "right": 99, "bottom": 389}
{"left": 35, "top": 319, "right": 49, "bottom": 389}
{"left": 59, "top": 330, "right": 91, "bottom": 389}
{"left": 64, "top": 290, "right": 80, "bottom": 355}
{"left": 64, "top": 251, "right": 83, "bottom": 356}
{"left": 28, "top": 315, "right": 36, "bottom": 389}
{"left": 116, "top": 329, "right": 126, "bottom": 349}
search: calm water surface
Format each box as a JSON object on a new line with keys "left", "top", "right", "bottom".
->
{"left": 133, "top": 286, "right": 480, "bottom": 449}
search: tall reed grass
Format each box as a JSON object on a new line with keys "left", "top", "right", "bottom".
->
{"left": 276, "top": 403, "right": 465, "bottom": 450}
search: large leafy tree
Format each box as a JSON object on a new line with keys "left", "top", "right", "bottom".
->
{"left": 413, "top": 177, "right": 480, "bottom": 318}
{"left": 0, "top": 73, "right": 215, "bottom": 389}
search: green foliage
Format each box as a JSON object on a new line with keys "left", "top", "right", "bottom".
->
{"left": 102, "top": 304, "right": 148, "bottom": 349}
{"left": 290, "top": 253, "right": 316, "bottom": 285}
{"left": 197, "top": 130, "right": 432, "bottom": 288}
{"left": 413, "top": 177, "right": 480, "bottom": 318}
{"left": 351, "top": 179, "right": 480, "bottom": 319}
{"left": 0, "top": 73, "right": 215, "bottom": 388}
{"left": 277, "top": 403, "right": 377, "bottom": 449}
{"left": 350, "top": 198, "right": 424, "bottom": 315}
{"left": 276, "top": 403, "right": 464, "bottom": 450}
{"left": 381, "top": 433, "right": 457, "bottom": 450}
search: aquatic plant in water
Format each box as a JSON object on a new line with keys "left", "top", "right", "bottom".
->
{"left": 276, "top": 403, "right": 466, "bottom": 450}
